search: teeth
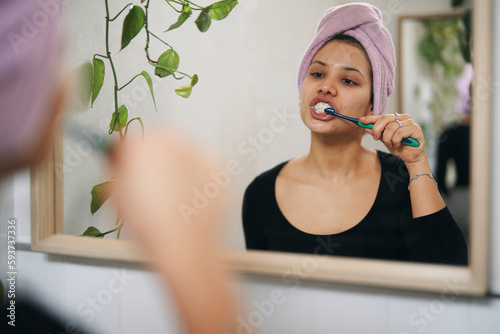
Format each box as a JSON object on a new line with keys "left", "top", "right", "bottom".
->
{"left": 314, "top": 102, "right": 331, "bottom": 114}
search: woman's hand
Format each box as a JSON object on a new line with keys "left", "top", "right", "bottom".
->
{"left": 109, "top": 128, "right": 239, "bottom": 334}
{"left": 110, "top": 128, "right": 227, "bottom": 253}
{"left": 359, "top": 113, "right": 427, "bottom": 166}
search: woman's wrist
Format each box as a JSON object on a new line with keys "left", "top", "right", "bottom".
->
{"left": 404, "top": 156, "right": 432, "bottom": 176}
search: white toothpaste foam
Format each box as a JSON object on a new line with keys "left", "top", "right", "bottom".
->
{"left": 314, "top": 102, "right": 331, "bottom": 114}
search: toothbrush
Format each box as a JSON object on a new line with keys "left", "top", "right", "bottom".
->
{"left": 314, "top": 103, "right": 420, "bottom": 147}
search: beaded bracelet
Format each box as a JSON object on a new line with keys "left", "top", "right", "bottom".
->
{"left": 408, "top": 173, "right": 438, "bottom": 190}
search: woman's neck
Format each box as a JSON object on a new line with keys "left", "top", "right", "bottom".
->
{"left": 304, "top": 132, "right": 368, "bottom": 182}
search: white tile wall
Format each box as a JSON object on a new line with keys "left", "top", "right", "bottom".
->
{"left": 119, "top": 268, "right": 180, "bottom": 334}
{"left": 241, "top": 277, "right": 314, "bottom": 334}
{"left": 466, "top": 297, "right": 500, "bottom": 333}
{"left": 312, "top": 287, "right": 390, "bottom": 333}
{"left": 387, "top": 293, "right": 469, "bottom": 334}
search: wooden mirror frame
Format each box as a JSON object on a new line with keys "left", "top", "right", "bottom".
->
{"left": 31, "top": 0, "right": 491, "bottom": 295}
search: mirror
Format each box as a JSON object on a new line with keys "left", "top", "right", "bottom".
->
{"left": 31, "top": 0, "right": 491, "bottom": 295}
{"left": 398, "top": 12, "right": 472, "bottom": 242}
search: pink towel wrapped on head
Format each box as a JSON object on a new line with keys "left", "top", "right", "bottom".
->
{"left": 0, "top": 0, "right": 64, "bottom": 167}
{"left": 298, "top": 2, "right": 396, "bottom": 116}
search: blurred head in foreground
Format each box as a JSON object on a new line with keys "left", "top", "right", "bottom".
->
{"left": 0, "top": 0, "right": 65, "bottom": 176}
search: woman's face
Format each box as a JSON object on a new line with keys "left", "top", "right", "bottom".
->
{"left": 299, "top": 39, "right": 373, "bottom": 135}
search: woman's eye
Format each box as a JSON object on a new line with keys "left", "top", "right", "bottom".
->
{"left": 342, "top": 78, "right": 356, "bottom": 85}
{"left": 311, "top": 72, "right": 324, "bottom": 78}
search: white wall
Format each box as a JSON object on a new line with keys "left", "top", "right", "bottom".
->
{"left": 1, "top": 0, "right": 499, "bottom": 333}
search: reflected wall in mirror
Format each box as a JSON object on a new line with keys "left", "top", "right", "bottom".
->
{"left": 398, "top": 12, "right": 472, "bottom": 242}
{"left": 31, "top": 0, "right": 491, "bottom": 295}
{"left": 57, "top": 0, "right": 243, "bottom": 241}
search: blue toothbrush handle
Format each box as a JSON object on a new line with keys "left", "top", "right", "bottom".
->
{"left": 357, "top": 122, "right": 420, "bottom": 147}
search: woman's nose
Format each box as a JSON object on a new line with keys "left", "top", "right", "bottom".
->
{"left": 318, "top": 79, "right": 337, "bottom": 96}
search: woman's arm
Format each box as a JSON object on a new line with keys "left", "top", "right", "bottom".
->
{"left": 360, "top": 113, "right": 445, "bottom": 218}
{"left": 111, "top": 130, "right": 239, "bottom": 334}
{"left": 399, "top": 194, "right": 468, "bottom": 265}
{"left": 405, "top": 159, "right": 446, "bottom": 218}
{"left": 363, "top": 114, "right": 468, "bottom": 265}
{"left": 242, "top": 180, "right": 269, "bottom": 250}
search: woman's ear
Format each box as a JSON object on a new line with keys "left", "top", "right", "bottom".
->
{"left": 366, "top": 103, "right": 374, "bottom": 116}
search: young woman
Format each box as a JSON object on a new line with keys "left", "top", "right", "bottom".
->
{"left": 242, "top": 3, "right": 468, "bottom": 265}
{"left": 0, "top": 2, "right": 239, "bottom": 333}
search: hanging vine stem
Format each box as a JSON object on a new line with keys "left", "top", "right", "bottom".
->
{"left": 118, "top": 73, "right": 144, "bottom": 91}
{"left": 109, "top": 3, "right": 133, "bottom": 22}
{"left": 151, "top": 62, "right": 191, "bottom": 80}
{"left": 149, "top": 30, "right": 172, "bottom": 49}
{"left": 116, "top": 222, "right": 124, "bottom": 239}
{"left": 105, "top": 0, "right": 124, "bottom": 140}
{"left": 124, "top": 117, "right": 145, "bottom": 139}
{"left": 96, "top": 222, "right": 124, "bottom": 238}
{"left": 173, "top": 70, "right": 192, "bottom": 79}
{"left": 187, "top": 1, "right": 204, "bottom": 9}
{"left": 166, "top": 0, "right": 204, "bottom": 10}
{"left": 144, "top": 0, "right": 154, "bottom": 62}
{"left": 93, "top": 53, "right": 108, "bottom": 59}
{"left": 143, "top": 0, "right": 173, "bottom": 64}
{"left": 83, "top": 0, "right": 239, "bottom": 239}
{"left": 164, "top": 0, "right": 181, "bottom": 13}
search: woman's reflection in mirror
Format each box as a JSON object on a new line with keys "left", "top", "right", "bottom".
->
{"left": 242, "top": 3, "right": 468, "bottom": 265}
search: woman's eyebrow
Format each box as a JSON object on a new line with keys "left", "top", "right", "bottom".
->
{"left": 341, "top": 66, "right": 365, "bottom": 79}
{"left": 311, "top": 60, "right": 366, "bottom": 79}
{"left": 311, "top": 60, "right": 328, "bottom": 67}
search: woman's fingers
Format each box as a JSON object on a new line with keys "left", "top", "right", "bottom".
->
{"left": 361, "top": 114, "right": 423, "bottom": 148}
{"left": 360, "top": 114, "right": 409, "bottom": 141}
{"left": 361, "top": 114, "right": 426, "bottom": 164}
{"left": 381, "top": 120, "right": 401, "bottom": 148}
{"left": 390, "top": 120, "right": 422, "bottom": 148}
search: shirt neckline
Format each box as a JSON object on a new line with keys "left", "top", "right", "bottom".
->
{"left": 272, "top": 150, "right": 385, "bottom": 237}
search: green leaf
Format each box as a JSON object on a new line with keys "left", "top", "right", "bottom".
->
{"left": 175, "top": 85, "right": 192, "bottom": 98}
{"left": 195, "top": 7, "right": 212, "bottom": 32}
{"left": 78, "top": 62, "right": 93, "bottom": 107}
{"left": 109, "top": 105, "right": 128, "bottom": 132}
{"left": 82, "top": 226, "right": 105, "bottom": 238}
{"left": 155, "top": 49, "right": 180, "bottom": 78}
{"left": 182, "top": 3, "right": 192, "bottom": 14}
{"left": 139, "top": 71, "right": 157, "bottom": 110}
{"left": 166, "top": 5, "right": 192, "bottom": 31}
{"left": 209, "top": 0, "right": 238, "bottom": 21}
{"left": 175, "top": 74, "right": 198, "bottom": 98}
{"left": 90, "top": 181, "right": 113, "bottom": 215}
{"left": 191, "top": 73, "right": 199, "bottom": 86}
{"left": 91, "top": 57, "right": 105, "bottom": 107}
{"left": 121, "top": 5, "right": 146, "bottom": 50}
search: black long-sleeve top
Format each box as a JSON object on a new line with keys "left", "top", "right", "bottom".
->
{"left": 242, "top": 151, "right": 468, "bottom": 265}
